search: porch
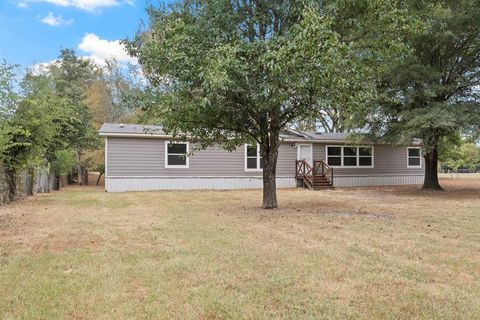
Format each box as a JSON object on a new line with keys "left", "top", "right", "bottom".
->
{"left": 295, "top": 160, "right": 334, "bottom": 190}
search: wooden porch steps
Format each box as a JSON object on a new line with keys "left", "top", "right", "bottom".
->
{"left": 312, "top": 176, "right": 334, "bottom": 190}
{"left": 296, "top": 160, "right": 334, "bottom": 191}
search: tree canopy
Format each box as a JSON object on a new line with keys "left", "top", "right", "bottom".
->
{"left": 367, "top": 0, "right": 480, "bottom": 189}
{"left": 126, "top": 0, "right": 377, "bottom": 208}
{"left": 0, "top": 49, "right": 141, "bottom": 201}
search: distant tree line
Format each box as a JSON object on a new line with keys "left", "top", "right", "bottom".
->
{"left": 440, "top": 137, "right": 480, "bottom": 173}
{"left": 0, "top": 49, "right": 143, "bottom": 203}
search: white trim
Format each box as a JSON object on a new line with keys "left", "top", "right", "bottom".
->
{"left": 244, "top": 144, "right": 263, "bottom": 172}
{"left": 296, "top": 143, "right": 313, "bottom": 166}
{"left": 105, "top": 137, "right": 108, "bottom": 178}
{"left": 407, "top": 147, "right": 422, "bottom": 168}
{"left": 165, "top": 141, "right": 190, "bottom": 168}
{"left": 325, "top": 145, "right": 374, "bottom": 168}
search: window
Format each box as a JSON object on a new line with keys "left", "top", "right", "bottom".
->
{"left": 165, "top": 141, "right": 189, "bottom": 168}
{"left": 407, "top": 147, "right": 422, "bottom": 168}
{"left": 343, "top": 147, "right": 358, "bottom": 166}
{"left": 359, "top": 147, "right": 373, "bottom": 166}
{"left": 327, "top": 146, "right": 342, "bottom": 166}
{"left": 326, "top": 146, "right": 374, "bottom": 167}
{"left": 245, "top": 144, "right": 263, "bottom": 171}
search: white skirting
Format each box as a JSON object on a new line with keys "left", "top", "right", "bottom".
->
{"left": 105, "top": 175, "right": 424, "bottom": 192}
{"left": 333, "top": 175, "right": 424, "bottom": 187}
{"left": 105, "top": 176, "right": 296, "bottom": 192}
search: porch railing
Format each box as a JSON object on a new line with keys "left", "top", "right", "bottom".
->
{"left": 295, "top": 159, "right": 334, "bottom": 189}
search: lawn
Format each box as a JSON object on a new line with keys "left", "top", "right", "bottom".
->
{"left": 0, "top": 177, "right": 479, "bottom": 319}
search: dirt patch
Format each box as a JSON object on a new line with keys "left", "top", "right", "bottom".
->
{"left": 31, "top": 234, "right": 104, "bottom": 253}
{"left": 0, "top": 214, "right": 14, "bottom": 229}
{"left": 0, "top": 210, "right": 33, "bottom": 239}
{"left": 317, "top": 210, "right": 394, "bottom": 219}
{"left": 222, "top": 206, "right": 394, "bottom": 220}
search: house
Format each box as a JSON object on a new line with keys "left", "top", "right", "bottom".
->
{"left": 99, "top": 123, "right": 424, "bottom": 192}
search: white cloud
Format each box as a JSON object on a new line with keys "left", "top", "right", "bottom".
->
{"left": 28, "top": 33, "right": 138, "bottom": 76}
{"left": 78, "top": 33, "right": 137, "bottom": 66}
{"left": 17, "top": 1, "right": 28, "bottom": 8}
{"left": 29, "top": 60, "right": 59, "bottom": 76}
{"left": 21, "top": 0, "right": 132, "bottom": 11}
{"left": 40, "top": 12, "right": 73, "bottom": 26}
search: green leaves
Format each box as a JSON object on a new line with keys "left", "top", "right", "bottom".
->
{"left": 126, "top": 0, "right": 378, "bottom": 146}
{"left": 441, "top": 138, "right": 480, "bottom": 171}
{"left": 0, "top": 61, "right": 19, "bottom": 120}
{"left": 0, "top": 49, "right": 101, "bottom": 181}
{"left": 365, "top": 0, "right": 480, "bottom": 151}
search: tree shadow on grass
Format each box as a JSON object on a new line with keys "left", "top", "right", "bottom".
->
{"left": 357, "top": 178, "right": 480, "bottom": 201}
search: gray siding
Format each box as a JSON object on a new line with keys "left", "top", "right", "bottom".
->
{"left": 106, "top": 137, "right": 297, "bottom": 177}
{"left": 106, "top": 137, "right": 424, "bottom": 178}
{"left": 313, "top": 143, "right": 424, "bottom": 176}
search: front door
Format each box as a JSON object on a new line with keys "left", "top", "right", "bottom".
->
{"left": 297, "top": 144, "right": 313, "bottom": 166}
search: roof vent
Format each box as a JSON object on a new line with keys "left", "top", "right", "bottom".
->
{"left": 119, "top": 123, "right": 124, "bottom": 128}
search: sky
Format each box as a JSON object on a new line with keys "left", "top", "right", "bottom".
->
{"left": 0, "top": 0, "right": 160, "bottom": 71}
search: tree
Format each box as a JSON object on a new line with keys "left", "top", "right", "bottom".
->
{"left": 2, "top": 50, "right": 135, "bottom": 200}
{"left": 51, "top": 149, "right": 77, "bottom": 185}
{"left": 126, "top": 0, "right": 374, "bottom": 208}
{"left": 291, "top": 0, "right": 418, "bottom": 133}
{"left": 49, "top": 49, "right": 99, "bottom": 185}
{"left": 0, "top": 61, "right": 25, "bottom": 201}
{"left": 441, "top": 139, "right": 480, "bottom": 173}
{"left": 20, "top": 70, "right": 78, "bottom": 191}
{"left": 85, "top": 58, "right": 140, "bottom": 129}
{"left": 0, "top": 61, "right": 20, "bottom": 159}
{"left": 83, "top": 58, "right": 144, "bottom": 184}
{"left": 0, "top": 61, "right": 73, "bottom": 200}
{"left": 368, "top": 0, "right": 480, "bottom": 190}
{"left": 82, "top": 148, "right": 105, "bottom": 185}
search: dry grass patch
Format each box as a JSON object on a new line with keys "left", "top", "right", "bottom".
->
{"left": 0, "top": 177, "right": 479, "bottom": 319}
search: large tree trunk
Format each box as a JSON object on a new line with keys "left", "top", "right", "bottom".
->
{"left": 422, "top": 146, "right": 443, "bottom": 190}
{"left": 261, "top": 132, "right": 280, "bottom": 209}
{"left": 28, "top": 167, "right": 34, "bottom": 196}
{"left": 76, "top": 150, "right": 84, "bottom": 186}
{"left": 262, "top": 157, "right": 278, "bottom": 209}
{"left": 84, "top": 169, "right": 89, "bottom": 186}
{"left": 54, "top": 173, "right": 61, "bottom": 190}
{"left": 6, "top": 167, "right": 16, "bottom": 202}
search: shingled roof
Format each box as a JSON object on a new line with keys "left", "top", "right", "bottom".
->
{"left": 99, "top": 123, "right": 167, "bottom": 136}
{"left": 100, "top": 123, "right": 353, "bottom": 142}
{"left": 99, "top": 123, "right": 421, "bottom": 144}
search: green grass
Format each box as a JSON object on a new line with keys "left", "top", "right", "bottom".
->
{"left": 0, "top": 178, "right": 479, "bottom": 319}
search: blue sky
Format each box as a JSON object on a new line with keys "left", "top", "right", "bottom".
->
{"left": 0, "top": 0, "right": 159, "bottom": 69}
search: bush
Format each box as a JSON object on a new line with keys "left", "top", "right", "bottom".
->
{"left": 52, "top": 149, "right": 76, "bottom": 176}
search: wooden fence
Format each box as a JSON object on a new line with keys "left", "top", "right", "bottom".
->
{"left": 0, "top": 164, "right": 55, "bottom": 205}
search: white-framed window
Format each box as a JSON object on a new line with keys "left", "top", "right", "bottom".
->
{"left": 343, "top": 146, "right": 358, "bottom": 166}
{"left": 407, "top": 147, "right": 422, "bottom": 168}
{"left": 326, "top": 146, "right": 342, "bottom": 166}
{"left": 326, "top": 145, "right": 374, "bottom": 168}
{"left": 359, "top": 147, "right": 373, "bottom": 167}
{"left": 245, "top": 144, "right": 263, "bottom": 171}
{"left": 165, "top": 141, "right": 189, "bottom": 168}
